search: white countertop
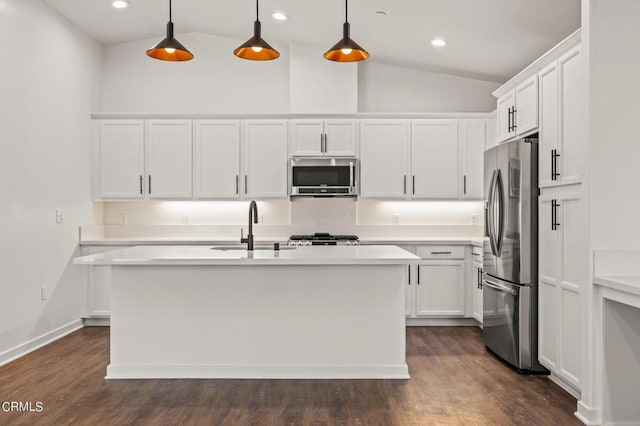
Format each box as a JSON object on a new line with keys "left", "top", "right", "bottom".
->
{"left": 73, "top": 245, "right": 421, "bottom": 266}
{"left": 79, "top": 237, "right": 485, "bottom": 246}
{"left": 593, "top": 276, "right": 640, "bottom": 297}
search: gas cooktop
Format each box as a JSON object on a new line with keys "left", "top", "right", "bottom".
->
{"left": 288, "top": 233, "right": 359, "bottom": 246}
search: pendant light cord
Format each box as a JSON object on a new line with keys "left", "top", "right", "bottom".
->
{"left": 345, "top": 0, "right": 348, "bottom": 23}
{"left": 169, "top": 0, "right": 172, "bottom": 22}
{"left": 256, "top": 0, "right": 259, "bottom": 21}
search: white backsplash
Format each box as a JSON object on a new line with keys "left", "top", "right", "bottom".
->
{"left": 98, "top": 199, "right": 484, "bottom": 240}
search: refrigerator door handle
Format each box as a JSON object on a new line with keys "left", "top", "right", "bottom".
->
{"left": 494, "top": 169, "right": 505, "bottom": 255}
{"left": 487, "top": 170, "right": 498, "bottom": 256}
{"left": 483, "top": 278, "right": 517, "bottom": 296}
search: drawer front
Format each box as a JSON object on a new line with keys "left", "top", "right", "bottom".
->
{"left": 471, "top": 245, "right": 482, "bottom": 261}
{"left": 416, "top": 245, "right": 465, "bottom": 259}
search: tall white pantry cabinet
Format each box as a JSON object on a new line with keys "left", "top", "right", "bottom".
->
{"left": 537, "top": 42, "right": 586, "bottom": 396}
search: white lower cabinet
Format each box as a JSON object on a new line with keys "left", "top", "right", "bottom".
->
{"left": 538, "top": 189, "right": 585, "bottom": 391}
{"left": 405, "top": 245, "right": 468, "bottom": 319}
{"left": 471, "top": 245, "right": 483, "bottom": 324}
{"left": 82, "top": 245, "right": 125, "bottom": 318}
{"left": 416, "top": 260, "right": 466, "bottom": 316}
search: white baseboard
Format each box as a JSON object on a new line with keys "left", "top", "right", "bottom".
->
{"left": 106, "top": 363, "right": 410, "bottom": 380}
{"left": 0, "top": 319, "right": 83, "bottom": 367}
{"left": 406, "top": 317, "right": 480, "bottom": 327}
{"left": 83, "top": 317, "right": 110, "bottom": 326}
{"left": 549, "top": 372, "right": 582, "bottom": 400}
{"left": 575, "top": 401, "right": 601, "bottom": 425}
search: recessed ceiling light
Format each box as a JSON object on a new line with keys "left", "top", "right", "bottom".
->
{"left": 272, "top": 11, "right": 288, "bottom": 21}
{"left": 431, "top": 38, "right": 447, "bottom": 47}
{"left": 112, "top": 0, "right": 130, "bottom": 9}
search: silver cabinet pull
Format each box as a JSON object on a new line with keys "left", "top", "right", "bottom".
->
{"left": 139, "top": 175, "right": 143, "bottom": 194}
{"left": 412, "top": 175, "right": 415, "bottom": 195}
{"left": 236, "top": 175, "right": 239, "bottom": 195}
{"left": 431, "top": 251, "right": 452, "bottom": 255}
{"left": 463, "top": 175, "right": 467, "bottom": 195}
{"left": 403, "top": 175, "right": 407, "bottom": 195}
{"left": 148, "top": 175, "right": 152, "bottom": 195}
{"left": 417, "top": 265, "right": 420, "bottom": 285}
{"left": 244, "top": 175, "right": 248, "bottom": 195}
{"left": 408, "top": 265, "right": 411, "bottom": 285}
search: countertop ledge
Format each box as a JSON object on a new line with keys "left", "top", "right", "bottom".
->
{"left": 593, "top": 276, "right": 640, "bottom": 296}
{"left": 80, "top": 237, "right": 486, "bottom": 246}
{"left": 73, "top": 245, "right": 421, "bottom": 266}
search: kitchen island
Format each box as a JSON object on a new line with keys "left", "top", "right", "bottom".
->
{"left": 73, "top": 245, "right": 419, "bottom": 380}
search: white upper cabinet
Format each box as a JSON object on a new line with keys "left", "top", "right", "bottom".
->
{"left": 193, "top": 120, "right": 241, "bottom": 199}
{"left": 291, "top": 119, "right": 356, "bottom": 157}
{"left": 145, "top": 120, "right": 193, "bottom": 199}
{"left": 243, "top": 120, "right": 288, "bottom": 198}
{"left": 460, "top": 120, "right": 485, "bottom": 200}
{"left": 539, "top": 46, "right": 584, "bottom": 188}
{"left": 100, "top": 120, "right": 145, "bottom": 199}
{"left": 359, "top": 120, "right": 410, "bottom": 198}
{"left": 496, "top": 91, "right": 516, "bottom": 143}
{"left": 411, "top": 120, "right": 459, "bottom": 199}
{"left": 496, "top": 75, "right": 539, "bottom": 143}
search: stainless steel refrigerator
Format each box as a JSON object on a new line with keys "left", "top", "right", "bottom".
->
{"left": 483, "top": 135, "right": 547, "bottom": 373}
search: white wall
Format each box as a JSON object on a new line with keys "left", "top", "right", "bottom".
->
{"left": 101, "top": 33, "right": 290, "bottom": 113}
{"left": 358, "top": 61, "right": 500, "bottom": 113}
{"left": 589, "top": 0, "right": 640, "bottom": 249}
{"left": 101, "top": 33, "right": 498, "bottom": 114}
{"left": 289, "top": 43, "right": 358, "bottom": 113}
{"left": 0, "top": 0, "right": 102, "bottom": 360}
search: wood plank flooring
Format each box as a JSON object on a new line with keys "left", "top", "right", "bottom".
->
{"left": 0, "top": 327, "right": 580, "bottom": 425}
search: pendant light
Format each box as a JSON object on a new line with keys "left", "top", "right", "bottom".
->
{"left": 234, "top": 0, "right": 280, "bottom": 60}
{"left": 324, "top": 0, "right": 369, "bottom": 62}
{"left": 146, "top": 0, "right": 194, "bottom": 62}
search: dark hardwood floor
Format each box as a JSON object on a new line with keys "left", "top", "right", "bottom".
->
{"left": 0, "top": 327, "right": 579, "bottom": 425}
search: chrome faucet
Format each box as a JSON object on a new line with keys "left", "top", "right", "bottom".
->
{"left": 240, "top": 200, "right": 258, "bottom": 250}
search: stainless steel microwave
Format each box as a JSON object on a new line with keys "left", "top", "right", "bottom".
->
{"left": 290, "top": 157, "right": 358, "bottom": 197}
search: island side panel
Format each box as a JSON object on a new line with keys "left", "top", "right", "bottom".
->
{"left": 107, "top": 264, "right": 408, "bottom": 379}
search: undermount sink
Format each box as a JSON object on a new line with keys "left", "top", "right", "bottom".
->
{"left": 210, "top": 245, "right": 296, "bottom": 251}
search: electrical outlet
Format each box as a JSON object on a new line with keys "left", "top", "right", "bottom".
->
{"left": 183, "top": 214, "right": 192, "bottom": 224}
{"left": 471, "top": 214, "right": 479, "bottom": 225}
{"left": 392, "top": 214, "right": 400, "bottom": 225}
{"left": 119, "top": 214, "right": 128, "bottom": 225}
{"left": 55, "top": 209, "right": 63, "bottom": 223}
{"left": 41, "top": 286, "right": 47, "bottom": 301}
{"left": 259, "top": 214, "right": 264, "bottom": 224}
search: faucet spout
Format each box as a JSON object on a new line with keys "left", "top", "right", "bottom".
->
{"left": 242, "top": 200, "right": 259, "bottom": 250}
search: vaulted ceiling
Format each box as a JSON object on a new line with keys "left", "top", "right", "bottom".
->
{"left": 43, "top": 0, "right": 581, "bottom": 82}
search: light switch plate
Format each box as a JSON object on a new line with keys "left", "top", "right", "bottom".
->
{"left": 55, "top": 209, "right": 63, "bottom": 223}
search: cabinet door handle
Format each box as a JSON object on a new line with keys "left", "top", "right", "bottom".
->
{"left": 236, "top": 175, "right": 239, "bottom": 195}
{"left": 463, "top": 175, "right": 467, "bottom": 195}
{"left": 320, "top": 133, "right": 324, "bottom": 153}
{"left": 512, "top": 108, "right": 517, "bottom": 131}
{"left": 408, "top": 265, "right": 411, "bottom": 285}
{"left": 148, "top": 175, "right": 152, "bottom": 195}
{"left": 551, "top": 199, "right": 561, "bottom": 230}
{"left": 507, "top": 107, "right": 512, "bottom": 132}
{"left": 478, "top": 268, "right": 483, "bottom": 289}
{"left": 412, "top": 175, "right": 415, "bottom": 195}
{"left": 323, "top": 133, "right": 327, "bottom": 153}
{"left": 431, "top": 251, "right": 452, "bottom": 255}
{"left": 551, "top": 149, "right": 560, "bottom": 180}
{"left": 417, "top": 265, "right": 420, "bottom": 285}
{"left": 139, "top": 175, "right": 143, "bottom": 194}
{"left": 403, "top": 175, "right": 407, "bottom": 195}
{"left": 244, "top": 175, "right": 248, "bottom": 195}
